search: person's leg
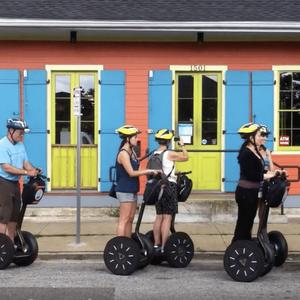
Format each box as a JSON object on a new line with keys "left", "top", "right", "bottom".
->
{"left": 117, "top": 202, "right": 136, "bottom": 237}
{"left": 124, "top": 201, "right": 137, "bottom": 237}
{"left": 233, "top": 187, "right": 258, "bottom": 242}
{"left": 160, "top": 214, "right": 172, "bottom": 249}
{"left": 153, "top": 214, "right": 163, "bottom": 246}
{"left": 0, "top": 223, "right": 6, "bottom": 234}
{"left": 6, "top": 222, "right": 16, "bottom": 241}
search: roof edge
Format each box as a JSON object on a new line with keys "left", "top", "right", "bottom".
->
{"left": 1, "top": 19, "right": 300, "bottom": 32}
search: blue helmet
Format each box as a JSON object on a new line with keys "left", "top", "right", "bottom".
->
{"left": 6, "top": 118, "right": 30, "bottom": 133}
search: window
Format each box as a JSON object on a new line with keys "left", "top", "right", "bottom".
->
{"left": 279, "top": 72, "right": 300, "bottom": 147}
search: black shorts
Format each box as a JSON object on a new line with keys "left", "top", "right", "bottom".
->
{"left": 155, "top": 182, "right": 178, "bottom": 215}
{"left": 0, "top": 177, "right": 21, "bottom": 224}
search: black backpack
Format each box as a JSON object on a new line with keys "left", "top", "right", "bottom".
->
{"left": 143, "top": 151, "right": 173, "bottom": 205}
{"left": 22, "top": 176, "right": 46, "bottom": 205}
{"left": 177, "top": 174, "right": 193, "bottom": 202}
{"left": 263, "top": 175, "right": 288, "bottom": 208}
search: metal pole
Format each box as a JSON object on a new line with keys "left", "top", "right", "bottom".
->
{"left": 249, "top": 72, "right": 253, "bottom": 123}
{"left": 76, "top": 113, "right": 81, "bottom": 244}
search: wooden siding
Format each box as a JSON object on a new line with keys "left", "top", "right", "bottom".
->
{"left": 0, "top": 41, "right": 300, "bottom": 192}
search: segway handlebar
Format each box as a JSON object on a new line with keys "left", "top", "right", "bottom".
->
{"left": 175, "top": 171, "right": 192, "bottom": 176}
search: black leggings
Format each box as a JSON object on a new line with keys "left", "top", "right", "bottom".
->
{"left": 232, "top": 186, "right": 259, "bottom": 242}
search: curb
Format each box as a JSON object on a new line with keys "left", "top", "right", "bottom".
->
{"left": 37, "top": 251, "right": 300, "bottom": 261}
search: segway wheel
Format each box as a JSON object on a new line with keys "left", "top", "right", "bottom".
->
{"left": 13, "top": 231, "right": 39, "bottom": 266}
{"left": 165, "top": 232, "right": 194, "bottom": 268}
{"left": 132, "top": 233, "right": 154, "bottom": 269}
{"left": 0, "top": 234, "right": 14, "bottom": 270}
{"left": 223, "top": 240, "right": 264, "bottom": 282}
{"left": 145, "top": 230, "right": 164, "bottom": 265}
{"left": 268, "top": 231, "right": 288, "bottom": 267}
{"left": 104, "top": 236, "right": 140, "bottom": 275}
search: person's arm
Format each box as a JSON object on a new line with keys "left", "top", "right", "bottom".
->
{"left": 167, "top": 138, "right": 188, "bottom": 162}
{"left": 266, "top": 149, "right": 275, "bottom": 171}
{"left": 1, "top": 163, "right": 36, "bottom": 176}
{"left": 118, "top": 151, "right": 159, "bottom": 177}
{"left": 23, "top": 161, "right": 39, "bottom": 176}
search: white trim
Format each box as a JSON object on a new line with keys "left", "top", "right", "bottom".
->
{"left": 272, "top": 151, "right": 300, "bottom": 155}
{"left": 2, "top": 19, "right": 300, "bottom": 33}
{"left": 169, "top": 64, "right": 228, "bottom": 192}
{"left": 46, "top": 65, "right": 103, "bottom": 71}
{"left": 273, "top": 65, "right": 300, "bottom": 71}
{"left": 45, "top": 64, "right": 104, "bottom": 191}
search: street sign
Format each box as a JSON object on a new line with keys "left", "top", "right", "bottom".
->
{"left": 73, "top": 87, "right": 81, "bottom": 116}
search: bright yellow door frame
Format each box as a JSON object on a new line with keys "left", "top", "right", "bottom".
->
{"left": 50, "top": 71, "right": 99, "bottom": 189}
{"left": 175, "top": 72, "right": 222, "bottom": 190}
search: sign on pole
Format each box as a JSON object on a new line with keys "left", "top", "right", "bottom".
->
{"left": 73, "top": 87, "right": 82, "bottom": 244}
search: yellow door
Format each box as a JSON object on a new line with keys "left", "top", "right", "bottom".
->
{"left": 51, "top": 72, "right": 98, "bottom": 189}
{"left": 175, "top": 73, "right": 222, "bottom": 190}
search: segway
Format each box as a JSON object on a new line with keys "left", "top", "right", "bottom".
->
{"left": 145, "top": 171, "right": 194, "bottom": 268}
{"left": 0, "top": 171, "right": 46, "bottom": 270}
{"left": 223, "top": 173, "right": 289, "bottom": 282}
{"left": 103, "top": 201, "right": 154, "bottom": 275}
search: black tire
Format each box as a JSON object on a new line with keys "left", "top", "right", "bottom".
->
{"left": 13, "top": 231, "right": 39, "bottom": 267}
{"left": 132, "top": 233, "right": 154, "bottom": 269}
{"left": 103, "top": 236, "right": 140, "bottom": 275}
{"left": 165, "top": 232, "right": 194, "bottom": 268}
{"left": 145, "top": 230, "right": 164, "bottom": 265}
{"left": 0, "top": 233, "right": 14, "bottom": 270}
{"left": 268, "top": 231, "right": 288, "bottom": 267}
{"left": 223, "top": 240, "right": 264, "bottom": 282}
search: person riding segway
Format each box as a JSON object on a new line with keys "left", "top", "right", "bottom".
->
{"left": 0, "top": 118, "right": 47, "bottom": 269}
{"left": 103, "top": 125, "right": 159, "bottom": 275}
{"left": 223, "top": 123, "right": 289, "bottom": 282}
{"left": 144, "top": 129, "right": 194, "bottom": 268}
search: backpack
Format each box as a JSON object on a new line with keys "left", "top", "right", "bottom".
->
{"left": 177, "top": 174, "right": 193, "bottom": 202}
{"left": 263, "top": 175, "right": 288, "bottom": 208}
{"left": 143, "top": 151, "right": 173, "bottom": 205}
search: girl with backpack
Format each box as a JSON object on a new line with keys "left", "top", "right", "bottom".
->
{"left": 152, "top": 129, "right": 188, "bottom": 254}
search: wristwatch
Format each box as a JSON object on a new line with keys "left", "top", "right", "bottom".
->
{"left": 24, "top": 170, "right": 28, "bottom": 175}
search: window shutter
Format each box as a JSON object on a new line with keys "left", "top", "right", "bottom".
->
{"left": 100, "top": 70, "right": 125, "bottom": 191}
{"left": 148, "top": 70, "right": 173, "bottom": 151}
{"left": 23, "top": 70, "right": 48, "bottom": 178}
{"left": 252, "top": 71, "right": 274, "bottom": 150}
{"left": 224, "top": 71, "right": 250, "bottom": 191}
{"left": 0, "top": 70, "right": 20, "bottom": 137}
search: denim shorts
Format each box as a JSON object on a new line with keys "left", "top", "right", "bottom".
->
{"left": 116, "top": 192, "right": 138, "bottom": 203}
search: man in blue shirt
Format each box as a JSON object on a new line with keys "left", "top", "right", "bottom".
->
{"left": 0, "top": 118, "right": 38, "bottom": 242}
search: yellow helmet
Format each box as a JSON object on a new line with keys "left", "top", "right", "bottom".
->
{"left": 238, "top": 123, "right": 260, "bottom": 139}
{"left": 116, "top": 125, "right": 141, "bottom": 138}
{"left": 155, "top": 129, "right": 174, "bottom": 140}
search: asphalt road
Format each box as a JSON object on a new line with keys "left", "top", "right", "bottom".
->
{"left": 0, "top": 259, "right": 299, "bottom": 300}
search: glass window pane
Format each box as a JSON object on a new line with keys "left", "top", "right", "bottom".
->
{"left": 81, "top": 122, "right": 94, "bottom": 144}
{"left": 80, "top": 75, "right": 95, "bottom": 121}
{"left": 202, "top": 123, "right": 217, "bottom": 145}
{"left": 280, "top": 91, "right": 291, "bottom": 109}
{"left": 202, "top": 99, "right": 217, "bottom": 121}
{"left": 292, "top": 129, "right": 300, "bottom": 146}
{"left": 292, "top": 91, "right": 300, "bottom": 109}
{"left": 178, "top": 75, "right": 193, "bottom": 122}
{"left": 178, "top": 75, "right": 193, "bottom": 98}
{"left": 279, "top": 112, "right": 291, "bottom": 129}
{"left": 56, "top": 76, "right": 71, "bottom": 95}
{"left": 280, "top": 72, "right": 292, "bottom": 90}
{"left": 292, "top": 111, "right": 300, "bottom": 129}
{"left": 293, "top": 72, "right": 300, "bottom": 90}
{"left": 202, "top": 75, "right": 217, "bottom": 98}
{"left": 56, "top": 122, "right": 70, "bottom": 144}
{"left": 56, "top": 99, "right": 70, "bottom": 121}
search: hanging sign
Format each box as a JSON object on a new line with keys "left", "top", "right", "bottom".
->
{"left": 73, "top": 87, "right": 81, "bottom": 116}
{"left": 279, "top": 135, "right": 290, "bottom": 146}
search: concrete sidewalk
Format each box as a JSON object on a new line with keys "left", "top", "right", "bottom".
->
{"left": 22, "top": 216, "right": 300, "bottom": 259}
